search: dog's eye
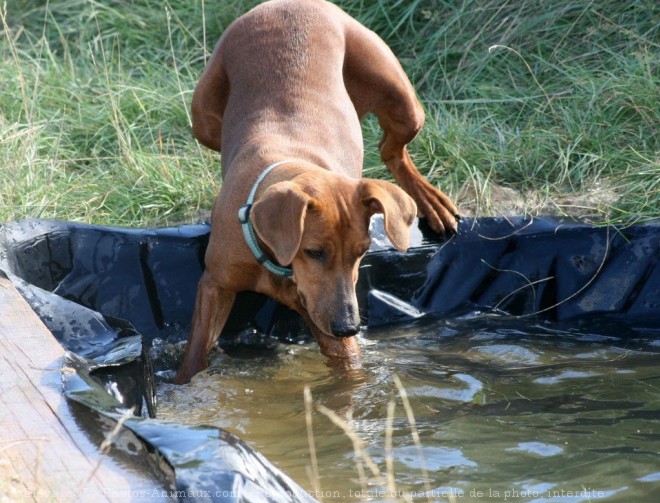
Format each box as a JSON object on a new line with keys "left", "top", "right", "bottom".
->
{"left": 303, "top": 249, "right": 325, "bottom": 261}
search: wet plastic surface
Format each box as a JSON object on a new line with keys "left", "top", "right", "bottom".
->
{"left": 1, "top": 216, "right": 659, "bottom": 501}
{"left": 0, "top": 219, "right": 315, "bottom": 503}
{"left": 364, "top": 217, "right": 660, "bottom": 325}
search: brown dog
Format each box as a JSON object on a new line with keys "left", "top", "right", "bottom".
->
{"left": 175, "top": 0, "right": 458, "bottom": 383}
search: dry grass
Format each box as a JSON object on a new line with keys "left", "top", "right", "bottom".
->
{"left": 304, "top": 376, "right": 458, "bottom": 502}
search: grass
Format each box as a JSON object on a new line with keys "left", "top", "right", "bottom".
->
{"left": 304, "top": 376, "right": 458, "bottom": 502}
{"left": 1, "top": 0, "right": 658, "bottom": 227}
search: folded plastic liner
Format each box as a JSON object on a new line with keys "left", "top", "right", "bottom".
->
{"left": 1, "top": 216, "right": 658, "bottom": 501}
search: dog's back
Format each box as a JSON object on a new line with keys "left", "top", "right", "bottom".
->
{"left": 215, "top": 0, "right": 364, "bottom": 174}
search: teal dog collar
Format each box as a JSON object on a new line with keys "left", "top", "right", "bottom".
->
{"left": 238, "top": 160, "right": 295, "bottom": 278}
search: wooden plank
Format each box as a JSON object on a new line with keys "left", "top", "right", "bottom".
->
{"left": 0, "top": 274, "right": 166, "bottom": 502}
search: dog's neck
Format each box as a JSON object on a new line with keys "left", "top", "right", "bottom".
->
{"left": 238, "top": 160, "right": 295, "bottom": 278}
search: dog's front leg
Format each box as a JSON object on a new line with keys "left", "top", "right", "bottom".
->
{"left": 175, "top": 270, "right": 236, "bottom": 384}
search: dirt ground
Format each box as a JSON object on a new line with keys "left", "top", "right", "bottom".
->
{"left": 456, "top": 181, "right": 620, "bottom": 222}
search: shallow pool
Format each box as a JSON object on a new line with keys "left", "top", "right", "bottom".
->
{"left": 156, "top": 313, "right": 660, "bottom": 502}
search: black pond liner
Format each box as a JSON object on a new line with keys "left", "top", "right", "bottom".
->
{"left": 1, "top": 216, "right": 659, "bottom": 501}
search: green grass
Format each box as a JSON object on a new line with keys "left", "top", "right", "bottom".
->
{"left": 1, "top": 0, "right": 658, "bottom": 227}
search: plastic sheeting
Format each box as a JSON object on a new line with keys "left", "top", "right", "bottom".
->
{"left": 1, "top": 216, "right": 659, "bottom": 501}
{"left": 363, "top": 217, "right": 660, "bottom": 325}
{"left": 0, "top": 219, "right": 315, "bottom": 503}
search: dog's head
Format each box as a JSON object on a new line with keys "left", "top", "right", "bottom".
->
{"left": 250, "top": 171, "right": 416, "bottom": 345}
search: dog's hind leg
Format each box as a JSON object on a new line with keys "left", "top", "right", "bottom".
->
{"left": 378, "top": 125, "right": 459, "bottom": 235}
{"left": 342, "top": 19, "right": 459, "bottom": 235}
{"left": 175, "top": 271, "right": 235, "bottom": 384}
{"left": 191, "top": 48, "right": 229, "bottom": 153}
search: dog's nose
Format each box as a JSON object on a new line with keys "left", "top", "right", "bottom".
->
{"left": 330, "top": 320, "right": 360, "bottom": 338}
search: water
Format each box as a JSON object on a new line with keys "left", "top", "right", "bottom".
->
{"left": 156, "top": 314, "right": 660, "bottom": 502}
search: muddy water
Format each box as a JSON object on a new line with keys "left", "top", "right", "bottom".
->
{"left": 156, "top": 314, "right": 660, "bottom": 502}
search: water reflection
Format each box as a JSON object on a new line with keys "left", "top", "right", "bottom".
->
{"left": 157, "top": 314, "right": 660, "bottom": 502}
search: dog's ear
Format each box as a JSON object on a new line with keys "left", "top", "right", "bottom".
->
{"left": 360, "top": 179, "right": 417, "bottom": 251}
{"left": 251, "top": 182, "right": 310, "bottom": 266}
